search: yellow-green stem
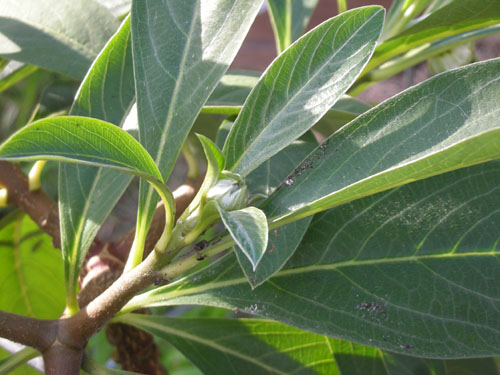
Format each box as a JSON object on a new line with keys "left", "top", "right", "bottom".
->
{"left": 0, "top": 188, "right": 7, "bottom": 207}
{"left": 181, "top": 142, "right": 199, "bottom": 180}
{"left": 124, "top": 179, "right": 175, "bottom": 272}
{"left": 28, "top": 160, "right": 47, "bottom": 191}
{"left": 337, "top": 0, "right": 347, "bottom": 13}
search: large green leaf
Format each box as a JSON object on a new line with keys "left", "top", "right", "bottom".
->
{"left": 116, "top": 315, "right": 496, "bottom": 374}
{"left": 0, "top": 213, "right": 65, "bottom": 319}
{"left": 131, "top": 0, "right": 263, "bottom": 256}
{"left": 115, "top": 314, "right": 338, "bottom": 374}
{"left": 365, "top": 0, "right": 500, "bottom": 73}
{"left": 261, "top": 59, "right": 500, "bottom": 225}
{"left": 59, "top": 16, "right": 136, "bottom": 310}
{"left": 124, "top": 161, "right": 500, "bottom": 358}
{"left": 267, "top": 0, "right": 320, "bottom": 52}
{"left": 0, "top": 116, "right": 161, "bottom": 181}
{"left": 223, "top": 7, "right": 384, "bottom": 177}
{"left": 0, "top": 0, "right": 119, "bottom": 78}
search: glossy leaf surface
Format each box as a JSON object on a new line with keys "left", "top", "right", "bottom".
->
{"left": 59, "top": 16, "right": 136, "bottom": 308}
{"left": 125, "top": 161, "right": 500, "bottom": 358}
{"left": 219, "top": 207, "right": 268, "bottom": 271}
{"left": 223, "top": 7, "right": 384, "bottom": 177}
{"left": 132, "top": 0, "right": 263, "bottom": 241}
{"left": 0, "top": 116, "right": 161, "bottom": 181}
{"left": 0, "top": 213, "right": 64, "bottom": 319}
{"left": 0, "top": 0, "right": 119, "bottom": 78}
{"left": 261, "top": 59, "right": 500, "bottom": 225}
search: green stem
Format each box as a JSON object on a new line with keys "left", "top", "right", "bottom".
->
{"left": 0, "top": 347, "right": 39, "bottom": 374}
{"left": 337, "top": 0, "right": 347, "bottom": 14}
{"left": 181, "top": 141, "right": 199, "bottom": 179}
{"left": 0, "top": 65, "right": 38, "bottom": 95}
{"left": 124, "top": 179, "right": 175, "bottom": 272}
{"left": 28, "top": 160, "right": 47, "bottom": 191}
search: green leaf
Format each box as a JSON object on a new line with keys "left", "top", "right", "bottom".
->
{"left": 262, "top": 59, "right": 500, "bottom": 225}
{"left": 58, "top": 16, "right": 136, "bottom": 309}
{"left": 365, "top": 0, "right": 500, "bottom": 73}
{"left": 223, "top": 6, "right": 385, "bottom": 177}
{"left": 362, "top": 24, "right": 500, "bottom": 86}
{"left": 0, "top": 0, "right": 119, "bottom": 78}
{"left": 219, "top": 207, "right": 268, "bottom": 272}
{"left": 382, "top": 0, "right": 433, "bottom": 40}
{"left": 267, "top": 0, "right": 320, "bottom": 52}
{"left": 235, "top": 217, "right": 311, "bottom": 288}
{"left": 0, "top": 116, "right": 161, "bottom": 181}
{"left": 237, "top": 133, "right": 316, "bottom": 287}
{"left": 124, "top": 161, "right": 500, "bottom": 358}
{"left": 0, "top": 213, "right": 65, "bottom": 319}
{"left": 131, "top": 0, "right": 263, "bottom": 254}
{"left": 114, "top": 314, "right": 339, "bottom": 374}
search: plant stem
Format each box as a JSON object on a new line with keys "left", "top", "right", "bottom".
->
{"left": 0, "top": 347, "right": 40, "bottom": 374}
{"left": 0, "top": 311, "right": 56, "bottom": 351}
{"left": 0, "top": 161, "right": 60, "bottom": 247}
{"left": 28, "top": 160, "right": 47, "bottom": 191}
{"left": 181, "top": 141, "right": 199, "bottom": 179}
{"left": 337, "top": 0, "right": 347, "bottom": 14}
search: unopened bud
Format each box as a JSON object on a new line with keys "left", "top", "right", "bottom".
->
{"left": 206, "top": 177, "right": 248, "bottom": 211}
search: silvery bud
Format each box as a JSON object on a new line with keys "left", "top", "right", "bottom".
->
{"left": 206, "top": 176, "right": 248, "bottom": 211}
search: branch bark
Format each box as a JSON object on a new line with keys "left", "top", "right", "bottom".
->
{"left": 0, "top": 161, "right": 60, "bottom": 247}
{"left": 0, "top": 311, "right": 56, "bottom": 352}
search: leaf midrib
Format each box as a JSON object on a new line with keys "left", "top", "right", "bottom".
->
{"left": 227, "top": 9, "right": 381, "bottom": 174}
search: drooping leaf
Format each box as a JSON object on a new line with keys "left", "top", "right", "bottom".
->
{"left": 223, "top": 6, "right": 385, "bottom": 177}
{"left": 267, "top": 0, "right": 320, "bottom": 52}
{"left": 124, "top": 161, "right": 500, "bottom": 358}
{"left": 219, "top": 206, "right": 268, "bottom": 271}
{"left": 58, "top": 16, "right": 136, "bottom": 308}
{"left": 131, "top": 0, "right": 263, "bottom": 253}
{"left": 0, "top": 213, "right": 65, "bottom": 319}
{"left": 237, "top": 132, "right": 316, "bottom": 287}
{"left": 0, "top": 0, "right": 119, "bottom": 78}
{"left": 365, "top": 0, "right": 500, "bottom": 73}
{"left": 261, "top": 58, "right": 500, "bottom": 225}
{"left": 0, "top": 116, "right": 161, "bottom": 181}
{"left": 114, "top": 314, "right": 338, "bottom": 374}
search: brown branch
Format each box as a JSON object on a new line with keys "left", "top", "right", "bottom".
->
{"left": 0, "top": 161, "right": 60, "bottom": 247}
{"left": 0, "top": 311, "right": 56, "bottom": 352}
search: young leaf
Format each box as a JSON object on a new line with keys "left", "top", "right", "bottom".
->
{"left": 114, "top": 314, "right": 338, "bottom": 374}
{"left": 131, "top": 0, "right": 263, "bottom": 262}
{"left": 124, "top": 161, "right": 500, "bottom": 358}
{"left": 0, "top": 116, "right": 162, "bottom": 181}
{"left": 218, "top": 206, "right": 268, "bottom": 271}
{"left": 223, "top": 6, "right": 385, "bottom": 177}
{"left": 59, "top": 16, "right": 136, "bottom": 312}
{"left": 267, "top": 0, "right": 320, "bottom": 52}
{"left": 365, "top": 0, "right": 500, "bottom": 73}
{"left": 0, "top": 213, "right": 65, "bottom": 319}
{"left": 179, "top": 134, "right": 225, "bottom": 222}
{"left": 236, "top": 132, "right": 316, "bottom": 287}
{"left": 0, "top": 0, "right": 119, "bottom": 78}
{"left": 261, "top": 58, "right": 500, "bottom": 225}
